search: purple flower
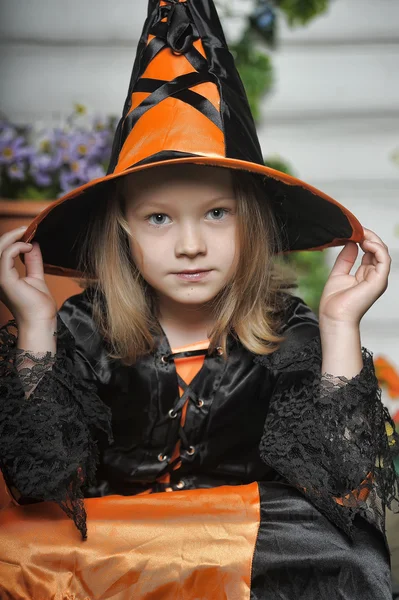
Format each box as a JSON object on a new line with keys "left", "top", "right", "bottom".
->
{"left": 34, "top": 129, "right": 58, "bottom": 155}
{"left": 59, "top": 169, "right": 83, "bottom": 195}
{"left": 30, "top": 153, "right": 58, "bottom": 187}
{"left": 31, "top": 153, "right": 57, "bottom": 171}
{"left": 91, "top": 115, "right": 109, "bottom": 132}
{"left": 69, "top": 158, "right": 89, "bottom": 180}
{"left": 59, "top": 159, "right": 89, "bottom": 191}
{"left": 0, "top": 110, "right": 117, "bottom": 197}
{"left": 34, "top": 171, "right": 52, "bottom": 186}
{"left": 7, "top": 161, "right": 26, "bottom": 181}
{"left": 68, "top": 132, "right": 97, "bottom": 162}
{"left": 0, "top": 135, "right": 31, "bottom": 165}
{"left": 0, "top": 123, "right": 17, "bottom": 144}
{"left": 86, "top": 164, "right": 106, "bottom": 181}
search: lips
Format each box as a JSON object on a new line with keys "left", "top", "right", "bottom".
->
{"left": 175, "top": 269, "right": 211, "bottom": 274}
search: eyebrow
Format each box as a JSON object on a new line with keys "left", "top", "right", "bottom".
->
{"left": 134, "top": 196, "right": 236, "bottom": 210}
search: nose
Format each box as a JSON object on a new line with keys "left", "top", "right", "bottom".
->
{"left": 175, "top": 221, "right": 206, "bottom": 257}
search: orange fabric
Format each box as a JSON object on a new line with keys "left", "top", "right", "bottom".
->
{"left": 0, "top": 471, "right": 15, "bottom": 511}
{"left": 116, "top": 97, "right": 225, "bottom": 173}
{"left": 374, "top": 356, "right": 399, "bottom": 399}
{"left": 300, "top": 470, "right": 374, "bottom": 506}
{"left": 333, "top": 471, "right": 374, "bottom": 505}
{"left": 0, "top": 482, "right": 260, "bottom": 599}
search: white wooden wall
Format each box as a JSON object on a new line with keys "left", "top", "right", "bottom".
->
{"left": 1, "top": 0, "right": 398, "bottom": 406}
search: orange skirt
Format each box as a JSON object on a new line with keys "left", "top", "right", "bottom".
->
{"left": 0, "top": 479, "right": 392, "bottom": 600}
{"left": 0, "top": 482, "right": 260, "bottom": 600}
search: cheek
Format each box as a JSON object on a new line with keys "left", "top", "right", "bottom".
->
{"left": 129, "top": 237, "right": 145, "bottom": 270}
{"left": 217, "top": 230, "right": 238, "bottom": 263}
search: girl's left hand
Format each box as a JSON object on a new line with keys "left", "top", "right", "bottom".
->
{"left": 319, "top": 228, "right": 391, "bottom": 327}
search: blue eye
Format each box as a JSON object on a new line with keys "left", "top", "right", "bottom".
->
{"left": 146, "top": 208, "right": 231, "bottom": 228}
{"left": 147, "top": 214, "right": 171, "bottom": 226}
{"left": 208, "top": 208, "right": 228, "bottom": 220}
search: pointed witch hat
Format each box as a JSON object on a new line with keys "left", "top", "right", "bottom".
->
{"left": 21, "top": 0, "right": 363, "bottom": 279}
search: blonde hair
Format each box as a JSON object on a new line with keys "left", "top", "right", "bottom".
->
{"left": 76, "top": 166, "right": 297, "bottom": 366}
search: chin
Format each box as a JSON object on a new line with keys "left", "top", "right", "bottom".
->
{"left": 171, "top": 289, "right": 221, "bottom": 305}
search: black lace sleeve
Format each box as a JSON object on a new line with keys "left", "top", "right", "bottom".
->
{"left": 255, "top": 299, "right": 399, "bottom": 547}
{"left": 0, "top": 314, "right": 114, "bottom": 540}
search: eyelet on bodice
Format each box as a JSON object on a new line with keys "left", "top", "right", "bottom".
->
{"left": 156, "top": 344, "right": 216, "bottom": 480}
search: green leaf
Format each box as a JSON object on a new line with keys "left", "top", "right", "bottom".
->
{"left": 15, "top": 185, "right": 58, "bottom": 200}
{"left": 231, "top": 32, "right": 273, "bottom": 122}
{"left": 277, "top": 0, "right": 330, "bottom": 26}
{"left": 264, "top": 155, "right": 296, "bottom": 176}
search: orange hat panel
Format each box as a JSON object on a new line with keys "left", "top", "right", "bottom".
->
{"left": 142, "top": 44, "right": 197, "bottom": 82}
{"left": 115, "top": 96, "right": 225, "bottom": 172}
{"left": 191, "top": 82, "right": 221, "bottom": 112}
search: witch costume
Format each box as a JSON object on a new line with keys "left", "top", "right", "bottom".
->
{"left": 0, "top": 1, "right": 398, "bottom": 598}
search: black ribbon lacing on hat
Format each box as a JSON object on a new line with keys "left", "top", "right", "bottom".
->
{"left": 157, "top": 0, "right": 199, "bottom": 56}
{"left": 107, "top": 0, "right": 223, "bottom": 173}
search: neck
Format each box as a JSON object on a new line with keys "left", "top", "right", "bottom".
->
{"left": 156, "top": 297, "right": 215, "bottom": 347}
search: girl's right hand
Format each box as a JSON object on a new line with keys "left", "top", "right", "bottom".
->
{"left": 0, "top": 226, "right": 58, "bottom": 327}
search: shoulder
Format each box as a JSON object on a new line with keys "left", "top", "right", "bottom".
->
{"left": 57, "top": 286, "right": 97, "bottom": 334}
{"left": 278, "top": 292, "right": 320, "bottom": 349}
{"left": 57, "top": 287, "right": 107, "bottom": 371}
{"left": 254, "top": 293, "right": 321, "bottom": 371}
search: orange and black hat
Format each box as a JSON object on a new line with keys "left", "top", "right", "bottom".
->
{"left": 22, "top": 0, "right": 364, "bottom": 279}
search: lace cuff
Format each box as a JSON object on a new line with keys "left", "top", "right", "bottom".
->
{"left": 14, "top": 346, "right": 57, "bottom": 400}
{"left": 0, "top": 315, "right": 114, "bottom": 539}
{"left": 255, "top": 335, "right": 399, "bottom": 543}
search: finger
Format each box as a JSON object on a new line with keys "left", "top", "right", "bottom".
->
{"left": 362, "top": 228, "right": 388, "bottom": 250}
{"left": 0, "top": 242, "right": 33, "bottom": 282}
{"left": 0, "top": 226, "right": 29, "bottom": 257}
{"left": 361, "top": 239, "right": 391, "bottom": 279}
{"left": 329, "top": 242, "right": 358, "bottom": 276}
{"left": 360, "top": 247, "right": 378, "bottom": 267}
{"left": 23, "top": 241, "right": 45, "bottom": 280}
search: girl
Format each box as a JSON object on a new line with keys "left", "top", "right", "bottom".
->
{"left": 0, "top": 0, "right": 398, "bottom": 598}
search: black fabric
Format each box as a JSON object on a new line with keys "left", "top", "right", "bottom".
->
{"left": 152, "top": 1, "right": 200, "bottom": 55}
{"left": 23, "top": 164, "right": 353, "bottom": 281}
{"left": 255, "top": 325, "right": 399, "bottom": 552}
{"left": 133, "top": 150, "right": 198, "bottom": 167}
{"left": 1, "top": 288, "right": 398, "bottom": 552}
{"left": 185, "top": 0, "right": 264, "bottom": 164}
{"left": 0, "top": 313, "right": 114, "bottom": 540}
{"left": 264, "top": 176, "right": 353, "bottom": 251}
{"left": 250, "top": 480, "right": 392, "bottom": 599}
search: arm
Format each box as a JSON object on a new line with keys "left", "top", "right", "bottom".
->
{"left": 0, "top": 308, "right": 113, "bottom": 540}
{"left": 15, "top": 317, "right": 57, "bottom": 400}
{"left": 256, "top": 295, "right": 399, "bottom": 544}
{"left": 320, "top": 322, "right": 363, "bottom": 380}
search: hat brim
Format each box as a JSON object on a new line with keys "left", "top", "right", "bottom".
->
{"left": 21, "top": 155, "right": 364, "bottom": 280}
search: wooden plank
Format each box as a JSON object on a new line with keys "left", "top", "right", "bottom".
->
{"left": 1, "top": 0, "right": 398, "bottom": 45}
{"left": 1, "top": 43, "right": 398, "bottom": 121}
